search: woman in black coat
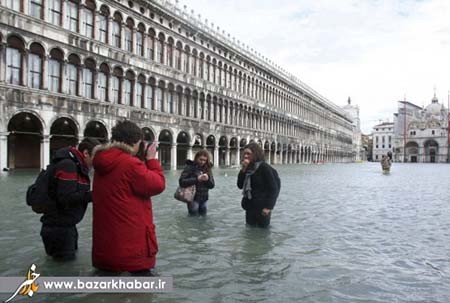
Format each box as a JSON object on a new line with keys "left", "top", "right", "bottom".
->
{"left": 237, "top": 143, "right": 280, "bottom": 228}
{"left": 179, "top": 150, "right": 215, "bottom": 216}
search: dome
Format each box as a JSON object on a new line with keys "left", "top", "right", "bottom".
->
{"left": 425, "top": 102, "right": 442, "bottom": 115}
{"left": 425, "top": 94, "right": 441, "bottom": 115}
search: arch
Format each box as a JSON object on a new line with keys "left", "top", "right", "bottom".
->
{"left": 7, "top": 112, "right": 43, "bottom": 169}
{"left": 239, "top": 138, "right": 247, "bottom": 149}
{"left": 158, "top": 129, "right": 173, "bottom": 169}
{"left": 176, "top": 131, "right": 190, "bottom": 167}
{"left": 50, "top": 117, "right": 79, "bottom": 157}
{"left": 84, "top": 120, "right": 108, "bottom": 143}
{"left": 142, "top": 127, "right": 155, "bottom": 142}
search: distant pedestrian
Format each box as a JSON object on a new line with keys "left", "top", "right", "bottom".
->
{"left": 179, "top": 150, "right": 215, "bottom": 216}
{"left": 381, "top": 151, "right": 392, "bottom": 174}
{"left": 237, "top": 143, "right": 280, "bottom": 228}
{"left": 92, "top": 121, "right": 165, "bottom": 276}
{"left": 40, "top": 138, "right": 100, "bottom": 261}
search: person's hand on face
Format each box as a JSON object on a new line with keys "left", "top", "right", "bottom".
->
{"left": 261, "top": 208, "right": 271, "bottom": 217}
{"left": 241, "top": 148, "right": 253, "bottom": 171}
{"left": 145, "top": 142, "right": 158, "bottom": 160}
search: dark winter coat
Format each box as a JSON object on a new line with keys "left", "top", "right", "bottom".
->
{"left": 237, "top": 161, "right": 280, "bottom": 211}
{"left": 40, "top": 147, "right": 91, "bottom": 227}
{"left": 179, "top": 160, "right": 214, "bottom": 203}
{"left": 92, "top": 142, "right": 166, "bottom": 272}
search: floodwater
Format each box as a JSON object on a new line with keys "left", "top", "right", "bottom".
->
{"left": 0, "top": 163, "right": 450, "bottom": 303}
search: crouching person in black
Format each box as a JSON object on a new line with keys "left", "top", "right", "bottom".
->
{"left": 237, "top": 143, "right": 280, "bottom": 228}
{"left": 40, "top": 138, "right": 100, "bottom": 261}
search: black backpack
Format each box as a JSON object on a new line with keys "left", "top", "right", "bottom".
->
{"left": 270, "top": 166, "right": 281, "bottom": 199}
{"left": 26, "top": 163, "right": 59, "bottom": 214}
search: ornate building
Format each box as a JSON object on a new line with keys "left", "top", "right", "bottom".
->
{"left": 0, "top": 0, "right": 353, "bottom": 171}
{"left": 372, "top": 122, "right": 394, "bottom": 162}
{"left": 393, "top": 95, "right": 449, "bottom": 163}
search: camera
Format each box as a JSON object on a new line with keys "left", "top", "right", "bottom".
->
{"left": 136, "top": 141, "right": 152, "bottom": 161}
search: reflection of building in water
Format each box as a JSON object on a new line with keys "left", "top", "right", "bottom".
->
{"left": 0, "top": 0, "right": 353, "bottom": 171}
{"left": 393, "top": 94, "right": 449, "bottom": 163}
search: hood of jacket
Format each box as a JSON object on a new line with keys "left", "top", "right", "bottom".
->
{"left": 92, "top": 142, "right": 135, "bottom": 175}
{"left": 52, "top": 146, "right": 88, "bottom": 176}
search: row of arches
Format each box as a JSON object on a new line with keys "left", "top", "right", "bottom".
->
{"left": 1, "top": 111, "right": 351, "bottom": 170}
{"left": 1, "top": 34, "right": 327, "bottom": 140}
{"left": 2, "top": 0, "right": 348, "bottom": 131}
{"left": 402, "top": 140, "right": 445, "bottom": 163}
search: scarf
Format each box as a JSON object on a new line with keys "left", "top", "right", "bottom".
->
{"left": 242, "top": 161, "right": 262, "bottom": 200}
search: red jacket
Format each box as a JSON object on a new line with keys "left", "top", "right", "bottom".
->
{"left": 92, "top": 142, "right": 165, "bottom": 272}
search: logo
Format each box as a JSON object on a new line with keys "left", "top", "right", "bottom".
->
{"left": 4, "top": 264, "right": 40, "bottom": 303}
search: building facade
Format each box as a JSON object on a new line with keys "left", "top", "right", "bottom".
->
{"left": 393, "top": 96, "right": 449, "bottom": 163}
{"left": 342, "top": 97, "right": 364, "bottom": 161}
{"left": 372, "top": 122, "right": 394, "bottom": 162}
{"left": 0, "top": 0, "right": 353, "bottom": 171}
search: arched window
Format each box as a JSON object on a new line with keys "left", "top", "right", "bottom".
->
{"left": 125, "top": 18, "right": 134, "bottom": 52}
{"left": 199, "top": 54, "right": 204, "bottom": 79}
{"left": 67, "top": 54, "right": 80, "bottom": 95}
{"left": 65, "top": 0, "right": 79, "bottom": 32}
{"left": 145, "top": 82, "right": 154, "bottom": 109}
{"left": 184, "top": 46, "right": 190, "bottom": 73}
{"left": 136, "top": 75, "right": 145, "bottom": 107}
{"left": 48, "top": 48, "right": 63, "bottom": 92}
{"left": 205, "top": 56, "right": 210, "bottom": 81}
{"left": 7, "top": 0, "right": 21, "bottom": 11}
{"left": 175, "top": 42, "right": 182, "bottom": 70}
{"left": 111, "top": 67, "right": 123, "bottom": 104}
{"left": 81, "top": 0, "right": 95, "bottom": 38}
{"left": 82, "top": 58, "right": 96, "bottom": 98}
{"left": 191, "top": 50, "right": 197, "bottom": 76}
{"left": 112, "top": 12, "right": 122, "bottom": 48}
{"left": 147, "top": 29, "right": 156, "bottom": 60}
{"left": 124, "top": 70, "right": 135, "bottom": 106}
{"left": 97, "top": 63, "right": 109, "bottom": 102}
{"left": 29, "top": 0, "right": 43, "bottom": 19}
{"left": 156, "top": 81, "right": 165, "bottom": 112}
{"left": 28, "top": 43, "right": 44, "bottom": 89}
{"left": 136, "top": 24, "right": 145, "bottom": 56}
{"left": 166, "top": 38, "right": 174, "bottom": 67}
{"left": 167, "top": 85, "right": 175, "bottom": 114}
{"left": 98, "top": 6, "right": 109, "bottom": 44}
{"left": 48, "top": 0, "right": 61, "bottom": 25}
{"left": 157, "top": 33, "right": 164, "bottom": 64}
{"left": 6, "top": 36, "right": 25, "bottom": 85}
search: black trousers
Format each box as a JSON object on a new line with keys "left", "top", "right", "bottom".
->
{"left": 245, "top": 209, "right": 271, "bottom": 228}
{"left": 40, "top": 225, "right": 78, "bottom": 261}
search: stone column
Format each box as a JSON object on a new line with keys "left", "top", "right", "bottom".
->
{"left": 225, "top": 146, "right": 230, "bottom": 166}
{"left": 213, "top": 145, "right": 219, "bottom": 168}
{"left": 41, "top": 56, "right": 48, "bottom": 90}
{"left": 77, "top": 66, "right": 83, "bottom": 96}
{"left": 41, "top": 135, "right": 50, "bottom": 170}
{"left": 279, "top": 147, "right": 284, "bottom": 164}
{"left": 0, "top": 44, "right": 6, "bottom": 82}
{"left": 92, "top": 71, "right": 98, "bottom": 100}
{"left": 272, "top": 144, "right": 277, "bottom": 165}
{"left": 21, "top": 50, "right": 28, "bottom": 87}
{"left": 0, "top": 133, "right": 8, "bottom": 171}
{"left": 187, "top": 146, "right": 193, "bottom": 161}
{"left": 267, "top": 146, "right": 272, "bottom": 165}
{"left": 235, "top": 136, "right": 241, "bottom": 166}
{"left": 61, "top": 60, "right": 68, "bottom": 94}
{"left": 170, "top": 144, "right": 177, "bottom": 170}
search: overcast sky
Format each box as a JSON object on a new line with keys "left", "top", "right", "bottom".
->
{"left": 180, "top": 0, "right": 450, "bottom": 133}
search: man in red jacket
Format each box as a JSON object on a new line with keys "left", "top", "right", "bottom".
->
{"left": 92, "top": 121, "right": 165, "bottom": 276}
